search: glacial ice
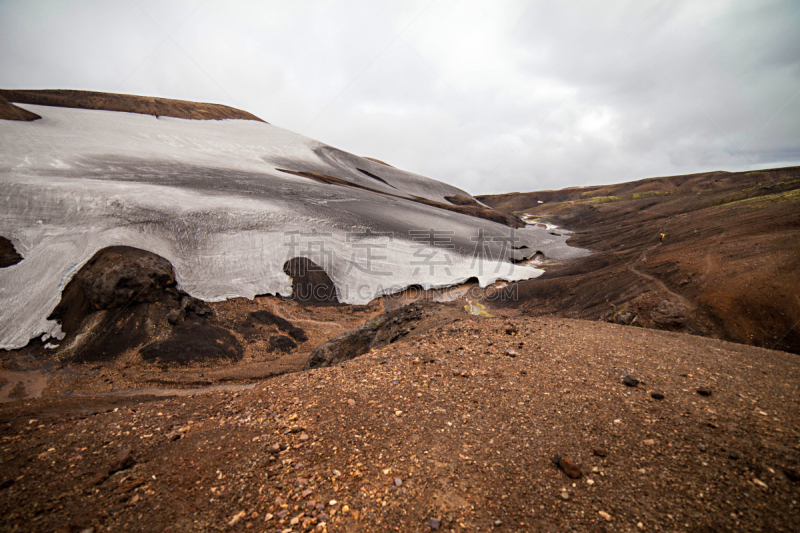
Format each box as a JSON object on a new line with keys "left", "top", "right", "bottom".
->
{"left": 0, "top": 104, "right": 587, "bottom": 350}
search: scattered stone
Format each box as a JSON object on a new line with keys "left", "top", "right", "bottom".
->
{"left": 728, "top": 449, "right": 741, "bottom": 460}
{"left": 429, "top": 518, "right": 441, "bottom": 530}
{"left": 552, "top": 454, "right": 583, "bottom": 478}
{"left": 598, "top": 511, "right": 612, "bottom": 522}
{"left": 650, "top": 391, "right": 665, "bottom": 400}
{"left": 166, "top": 308, "right": 185, "bottom": 325}
{"left": 592, "top": 448, "right": 608, "bottom": 458}
{"left": 643, "top": 439, "right": 655, "bottom": 446}
{"left": 505, "top": 349, "right": 517, "bottom": 358}
{"left": 698, "top": 444, "right": 707, "bottom": 452}
{"left": 109, "top": 447, "right": 136, "bottom": 474}
{"left": 697, "top": 387, "right": 713, "bottom": 397}
{"left": 505, "top": 325, "right": 518, "bottom": 335}
{"left": 494, "top": 519, "right": 502, "bottom": 526}
{"left": 752, "top": 478, "right": 768, "bottom": 489}
{"left": 165, "top": 429, "right": 183, "bottom": 442}
{"left": 560, "top": 490, "right": 569, "bottom": 500}
{"left": 113, "top": 479, "right": 144, "bottom": 494}
{"left": 623, "top": 375, "right": 639, "bottom": 387}
{"left": 394, "top": 477, "right": 402, "bottom": 487}
{"left": 347, "top": 399, "right": 355, "bottom": 406}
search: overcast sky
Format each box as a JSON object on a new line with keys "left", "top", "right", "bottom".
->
{"left": 2, "top": 0, "right": 799, "bottom": 194}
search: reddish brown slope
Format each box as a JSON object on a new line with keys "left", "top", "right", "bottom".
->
{"left": 478, "top": 166, "right": 800, "bottom": 354}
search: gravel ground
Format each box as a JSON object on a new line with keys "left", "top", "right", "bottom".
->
{"left": 1, "top": 312, "right": 799, "bottom": 532}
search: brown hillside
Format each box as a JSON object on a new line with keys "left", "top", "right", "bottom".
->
{"left": 478, "top": 166, "right": 800, "bottom": 354}
{"left": 0, "top": 89, "right": 266, "bottom": 122}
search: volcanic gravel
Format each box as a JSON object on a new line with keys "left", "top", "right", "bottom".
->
{"left": 1, "top": 314, "right": 799, "bottom": 532}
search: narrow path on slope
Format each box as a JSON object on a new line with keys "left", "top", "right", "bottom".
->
{"left": 627, "top": 242, "right": 696, "bottom": 311}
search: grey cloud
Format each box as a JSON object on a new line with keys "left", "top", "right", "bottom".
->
{"left": 1, "top": 0, "right": 798, "bottom": 194}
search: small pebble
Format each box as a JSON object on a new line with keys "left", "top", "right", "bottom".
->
{"left": 650, "top": 391, "right": 665, "bottom": 400}
{"left": 623, "top": 375, "right": 639, "bottom": 387}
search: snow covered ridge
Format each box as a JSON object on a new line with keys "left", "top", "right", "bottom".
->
{"left": 0, "top": 103, "right": 588, "bottom": 350}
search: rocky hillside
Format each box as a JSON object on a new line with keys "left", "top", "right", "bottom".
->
{"left": 478, "top": 166, "right": 800, "bottom": 354}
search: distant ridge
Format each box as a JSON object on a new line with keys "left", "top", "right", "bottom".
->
{"left": 0, "top": 88, "right": 266, "bottom": 123}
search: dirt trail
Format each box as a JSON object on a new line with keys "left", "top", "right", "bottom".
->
{"left": 627, "top": 242, "right": 696, "bottom": 311}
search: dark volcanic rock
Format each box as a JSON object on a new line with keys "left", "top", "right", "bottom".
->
{"left": 269, "top": 335, "right": 297, "bottom": 353}
{"left": 623, "top": 374, "right": 639, "bottom": 387}
{"left": 0, "top": 236, "right": 23, "bottom": 267}
{"left": 167, "top": 308, "right": 186, "bottom": 325}
{"left": 46, "top": 246, "right": 185, "bottom": 362}
{"left": 283, "top": 257, "right": 339, "bottom": 305}
{"left": 78, "top": 246, "right": 175, "bottom": 310}
{"left": 182, "top": 296, "right": 213, "bottom": 317}
{"left": 140, "top": 320, "right": 242, "bottom": 366}
{"left": 305, "top": 303, "right": 429, "bottom": 369}
{"left": 251, "top": 310, "right": 308, "bottom": 341}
